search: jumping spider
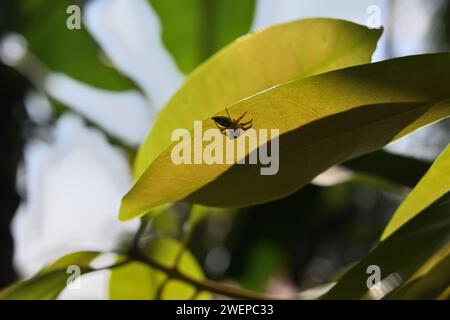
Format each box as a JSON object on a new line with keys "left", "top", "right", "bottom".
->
{"left": 211, "top": 108, "right": 253, "bottom": 137}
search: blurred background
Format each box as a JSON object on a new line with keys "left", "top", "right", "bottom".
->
{"left": 0, "top": 0, "right": 449, "bottom": 298}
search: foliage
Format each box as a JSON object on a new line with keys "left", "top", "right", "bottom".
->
{"left": 1, "top": 1, "right": 449, "bottom": 300}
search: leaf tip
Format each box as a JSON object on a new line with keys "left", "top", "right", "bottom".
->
{"left": 118, "top": 201, "right": 136, "bottom": 222}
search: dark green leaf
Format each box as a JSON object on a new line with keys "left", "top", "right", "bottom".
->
{"left": 19, "top": 0, "right": 134, "bottom": 90}
{"left": 343, "top": 150, "right": 431, "bottom": 188}
{"left": 149, "top": 0, "right": 255, "bottom": 74}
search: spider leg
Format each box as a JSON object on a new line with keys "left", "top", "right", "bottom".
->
{"left": 236, "top": 111, "right": 247, "bottom": 123}
{"left": 215, "top": 122, "right": 228, "bottom": 135}
{"left": 214, "top": 122, "right": 224, "bottom": 130}
{"left": 240, "top": 118, "right": 253, "bottom": 126}
{"left": 241, "top": 122, "right": 252, "bottom": 130}
{"left": 225, "top": 108, "right": 231, "bottom": 119}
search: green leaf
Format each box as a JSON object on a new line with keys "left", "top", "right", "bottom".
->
{"left": 0, "top": 252, "right": 99, "bottom": 300}
{"left": 381, "top": 144, "right": 450, "bottom": 240}
{"left": 134, "top": 18, "right": 382, "bottom": 178}
{"left": 18, "top": 0, "right": 134, "bottom": 90}
{"left": 343, "top": 149, "right": 431, "bottom": 189}
{"left": 149, "top": 0, "right": 256, "bottom": 74}
{"left": 120, "top": 53, "right": 450, "bottom": 220}
{"left": 320, "top": 192, "right": 450, "bottom": 300}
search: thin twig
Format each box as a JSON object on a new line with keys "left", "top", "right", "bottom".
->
{"left": 189, "top": 289, "right": 201, "bottom": 300}
{"left": 155, "top": 276, "right": 170, "bottom": 300}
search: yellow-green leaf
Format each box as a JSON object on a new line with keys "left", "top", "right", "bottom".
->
{"left": 134, "top": 18, "right": 382, "bottom": 178}
{"left": 120, "top": 53, "right": 450, "bottom": 221}
{"left": 381, "top": 144, "right": 450, "bottom": 240}
{"left": 109, "top": 238, "right": 210, "bottom": 299}
{"left": 109, "top": 261, "right": 161, "bottom": 300}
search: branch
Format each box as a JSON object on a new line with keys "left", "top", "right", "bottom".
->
{"left": 130, "top": 249, "right": 291, "bottom": 300}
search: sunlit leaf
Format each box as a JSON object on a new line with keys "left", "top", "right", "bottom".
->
{"left": 381, "top": 144, "right": 450, "bottom": 240}
{"left": 134, "top": 18, "right": 382, "bottom": 178}
{"left": 0, "top": 252, "right": 99, "bottom": 300}
{"left": 321, "top": 192, "right": 450, "bottom": 300}
{"left": 121, "top": 54, "right": 450, "bottom": 220}
{"left": 109, "top": 261, "right": 160, "bottom": 300}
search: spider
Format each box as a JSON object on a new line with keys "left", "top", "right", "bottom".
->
{"left": 211, "top": 108, "right": 253, "bottom": 137}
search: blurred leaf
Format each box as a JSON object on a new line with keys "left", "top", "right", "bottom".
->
{"left": 134, "top": 18, "right": 382, "bottom": 178}
{"left": 148, "top": 205, "right": 184, "bottom": 239}
{"left": 110, "top": 238, "right": 210, "bottom": 299}
{"left": 0, "top": 251, "right": 99, "bottom": 300}
{"left": 144, "top": 237, "right": 209, "bottom": 299}
{"left": 385, "top": 244, "right": 450, "bottom": 299}
{"left": 149, "top": 0, "right": 255, "bottom": 74}
{"left": 238, "top": 240, "right": 285, "bottom": 292}
{"left": 18, "top": 0, "right": 134, "bottom": 90}
{"left": 147, "top": 237, "right": 211, "bottom": 299}
{"left": 187, "top": 205, "right": 233, "bottom": 236}
{"left": 138, "top": 203, "right": 212, "bottom": 243}
{"left": 109, "top": 261, "right": 161, "bottom": 300}
{"left": 189, "top": 204, "right": 213, "bottom": 229}
{"left": 343, "top": 149, "right": 431, "bottom": 188}
{"left": 346, "top": 172, "right": 407, "bottom": 196}
{"left": 321, "top": 192, "right": 450, "bottom": 300}
{"left": 437, "top": 285, "right": 450, "bottom": 299}
{"left": 381, "top": 144, "right": 450, "bottom": 240}
{"left": 121, "top": 54, "right": 450, "bottom": 220}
